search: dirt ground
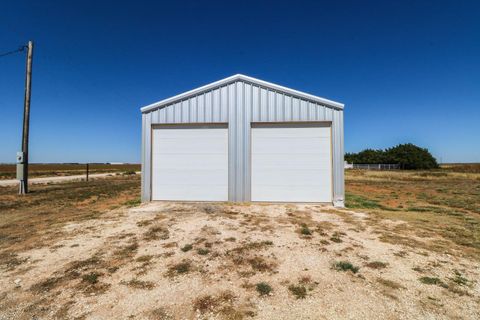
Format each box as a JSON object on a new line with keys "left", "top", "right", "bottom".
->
{"left": 0, "top": 171, "right": 479, "bottom": 320}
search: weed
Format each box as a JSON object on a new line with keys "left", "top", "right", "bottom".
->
{"left": 166, "top": 260, "right": 192, "bottom": 277}
{"left": 332, "top": 261, "right": 359, "bottom": 274}
{"left": 136, "top": 219, "right": 154, "bottom": 227}
{"left": 82, "top": 272, "right": 100, "bottom": 284}
{"left": 144, "top": 225, "right": 169, "bottom": 241}
{"left": 201, "top": 205, "right": 218, "bottom": 214}
{"left": 450, "top": 271, "right": 470, "bottom": 286}
{"left": 419, "top": 277, "right": 448, "bottom": 288}
{"left": 288, "top": 285, "right": 307, "bottom": 299}
{"left": 0, "top": 253, "right": 28, "bottom": 271}
{"left": 329, "top": 231, "right": 344, "bottom": 243}
{"left": 393, "top": 251, "right": 408, "bottom": 258}
{"left": 377, "top": 278, "right": 403, "bottom": 289}
{"left": 163, "top": 242, "right": 177, "bottom": 248}
{"left": 124, "top": 198, "right": 141, "bottom": 207}
{"left": 256, "top": 282, "right": 272, "bottom": 296}
{"left": 329, "top": 236, "right": 342, "bottom": 243}
{"left": 149, "top": 307, "right": 173, "bottom": 320}
{"left": 365, "top": 261, "right": 388, "bottom": 269}
{"left": 227, "top": 241, "right": 273, "bottom": 255}
{"left": 412, "top": 266, "right": 424, "bottom": 273}
{"left": 299, "top": 275, "right": 312, "bottom": 284}
{"left": 300, "top": 224, "right": 312, "bottom": 236}
{"left": 136, "top": 255, "right": 154, "bottom": 263}
{"left": 181, "top": 244, "right": 193, "bottom": 252}
{"left": 114, "top": 241, "right": 139, "bottom": 258}
{"left": 247, "top": 256, "right": 276, "bottom": 272}
{"left": 193, "top": 295, "right": 218, "bottom": 313}
{"left": 31, "top": 276, "right": 62, "bottom": 293}
{"left": 123, "top": 279, "right": 155, "bottom": 290}
{"left": 197, "top": 248, "right": 210, "bottom": 255}
{"left": 218, "top": 306, "right": 244, "bottom": 319}
{"left": 346, "top": 193, "right": 382, "bottom": 209}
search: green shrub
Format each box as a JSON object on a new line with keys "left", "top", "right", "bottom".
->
{"left": 181, "top": 244, "right": 193, "bottom": 252}
{"left": 256, "top": 282, "right": 272, "bottom": 296}
{"left": 197, "top": 248, "right": 210, "bottom": 255}
{"left": 365, "top": 261, "right": 388, "bottom": 269}
{"left": 82, "top": 272, "right": 100, "bottom": 284}
{"left": 300, "top": 224, "right": 312, "bottom": 235}
{"left": 419, "top": 276, "right": 448, "bottom": 288}
{"left": 333, "top": 261, "right": 359, "bottom": 273}
{"left": 288, "top": 285, "right": 307, "bottom": 299}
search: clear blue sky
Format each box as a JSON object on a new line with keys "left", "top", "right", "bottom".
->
{"left": 1, "top": 0, "right": 479, "bottom": 163}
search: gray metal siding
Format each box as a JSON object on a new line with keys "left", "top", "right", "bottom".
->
{"left": 141, "top": 79, "right": 344, "bottom": 206}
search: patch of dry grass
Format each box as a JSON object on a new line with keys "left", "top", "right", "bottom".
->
{"left": 143, "top": 225, "right": 170, "bottom": 241}
{"left": 122, "top": 279, "right": 155, "bottom": 290}
{"left": 345, "top": 170, "right": 480, "bottom": 259}
{"left": 365, "top": 261, "right": 388, "bottom": 269}
{"left": 377, "top": 278, "right": 404, "bottom": 290}
{"left": 166, "top": 260, "right": 193, "bottom": 278}
{"left": 288, "top": 284, "right": 307, "bottom": 299}
{"left": 192, "top": 291, "right": 237, "bottom": 316}
{"left": 0, "top": 175, "right": 140, "bottom": 269}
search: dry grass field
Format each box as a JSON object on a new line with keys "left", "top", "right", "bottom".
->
{"left": 0, "top": 163, "right": 141, "bottom": 180}
{"left": 0, "top": 168, "right": 479, "bottom": 319}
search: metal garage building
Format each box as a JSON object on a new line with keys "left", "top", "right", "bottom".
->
{"left": 140, "top": 74, "right": 345, "bottom": 207}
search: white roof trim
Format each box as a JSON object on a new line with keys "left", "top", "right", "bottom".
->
{"left": 141, "top": 74, "right": 344, "bottom": 113}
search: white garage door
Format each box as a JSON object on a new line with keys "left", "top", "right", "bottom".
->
{"left": 251, "top": 123, "right": 332, "bottom": 202}
{"left": 151, "top": 126, "right": 228, "bottom": 201}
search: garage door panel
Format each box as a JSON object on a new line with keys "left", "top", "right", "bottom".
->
{"left": 253, "top": 185, "right": 326, "bottom": 202}
{"left": 251, "top": 125, "right": 332, "bottom": 202}
{"left": 254, "top": 170, "right": 326, "bottom": 183}
{"left": 154, "top": 186, "right": 228, "bottom": 201}
{"left": 152, "top": 169, "right": 227, "bottom": 183}
{"left": 253, "top": 154, "right": 331, "bottom": 167}
{"left": 154, "top": 142, "right": 226, "bottom": 154}
{"left": 254, "top": 137, "right": 330, "bottom": 153}
{"left": 253, "top": 140, "right": 331, "bottom": 154}
{"left": 152, "top": 154, "right": 225, "bottom": 169}
{"left": 152, "top": 127, "right": 228, "bottom": 201}
{"left": 253, "top": 127, "right": 330, "bottom": 138}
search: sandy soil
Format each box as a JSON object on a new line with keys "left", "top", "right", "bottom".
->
{"left": 1, "top": 202, "right": 478, "bottom": 320}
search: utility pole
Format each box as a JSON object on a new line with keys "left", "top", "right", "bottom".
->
{"left": 18, "top": 41, "right": 34, "bottom": 195}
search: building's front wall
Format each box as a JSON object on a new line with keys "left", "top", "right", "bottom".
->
{"left": 141, "top": 79, "right": 344, "bottom": 206}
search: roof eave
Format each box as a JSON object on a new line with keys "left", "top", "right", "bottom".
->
{"left": 141, "top": 74, "right": 344, "bottom": 113}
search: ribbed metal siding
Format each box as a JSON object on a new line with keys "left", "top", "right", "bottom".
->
{"left": 141, "top": 79, "right": 344, "bottom": 205}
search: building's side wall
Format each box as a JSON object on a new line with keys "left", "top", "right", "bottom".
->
{"left": 141, "top": 79, "right": 344, "bottom": 206}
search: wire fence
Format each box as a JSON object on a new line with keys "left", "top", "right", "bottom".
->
{"left": 346, "top": 163, "right": 400, "bottom": 170}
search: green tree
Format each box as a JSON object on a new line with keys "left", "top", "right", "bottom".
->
{"left": 385, "top": 143, "right": 438, "bottom": 169}
{"left": 345, "top": 149, "right": 386, "bottom": 164}
{"left": 345, "top": 143, "right": 438, "bottom": 170}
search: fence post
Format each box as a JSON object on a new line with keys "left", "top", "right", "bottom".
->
{"left": 86, "top": 163, "right": 89, "bottom": 182}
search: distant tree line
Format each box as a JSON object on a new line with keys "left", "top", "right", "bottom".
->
{"left": 345, "top": 143, "right": 439, "bottom": 170}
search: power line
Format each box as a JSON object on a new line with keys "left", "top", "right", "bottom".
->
{"left": 0, "top": 46, "right": 26, "bottom": 58}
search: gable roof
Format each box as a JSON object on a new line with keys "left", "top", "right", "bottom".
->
{"left": 141, "top": 74, "right": 344, "bottom": 113}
